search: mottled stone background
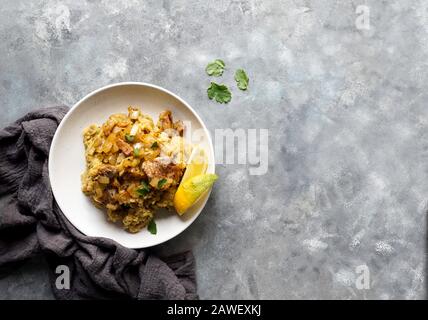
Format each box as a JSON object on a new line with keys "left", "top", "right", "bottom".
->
{"left": 0, "top": 0, "right": 427, "bottom": 299}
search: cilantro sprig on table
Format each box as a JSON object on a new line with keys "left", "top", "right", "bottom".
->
{"left": 207, "top": 82, "right": 232, "bottom": 104}
{"left": 204, "top": 59, "right": 249, "bottom": 104}
{"left": 205, "top": 59, "right": 225, "bottom": 76}
{"left": 234, "top": 69, "right": 249, "bottom": 90}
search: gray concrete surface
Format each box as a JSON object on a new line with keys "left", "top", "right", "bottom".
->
{"left": 0, "top": 0, "right": 427, "bottom": 299}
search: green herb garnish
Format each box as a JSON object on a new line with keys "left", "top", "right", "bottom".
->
{"left": 125, "top": 134, "right": 135, "bottom": 143}
{"left": 234, "top": 69, "right": 249, "bottom": 90}
{"left": 136, "top": 181, "right": 151, "bottom": 197}
{"left": 151, "top": 141, "right": 158, "bottom": 149}
{"left": 205, "top": 59, "right": 225, "bottom": 76}
{"left": 133, "top": 148, "right": 140, "bottom": 157}
{"left": 157, "top": 178, "right": 167, "bottom": 189}
{"left": 207, "top": 82, "right": 232, "bottom": 104}
{"left": 147, "top": 219, "right": 157, "bottom": 234}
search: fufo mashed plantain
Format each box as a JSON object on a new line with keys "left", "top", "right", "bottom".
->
{"left": 81, "top": 107, "right": 192, "bottom": 233}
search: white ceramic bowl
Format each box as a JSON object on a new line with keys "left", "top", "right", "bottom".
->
{"left": 49, "top": 82, "right": 215, "bottom": 248}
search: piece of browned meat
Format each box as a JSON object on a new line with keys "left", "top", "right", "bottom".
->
{"left": 158, "top": 110, "right": 173, "bottom": 130}
{"left": 142, "top": 159, "right": 183, "bottom": 182}
{"left": 96, "top": 164, "right": 118, "bottom": 178}
{"left": 124, "top": 167, "right": 146, "bottom": 180}
{"left": 116, "top": 138, "right": 133, "bottom": 156}
{"left": 173, "top": 120, "right": 184, "bottom": 136}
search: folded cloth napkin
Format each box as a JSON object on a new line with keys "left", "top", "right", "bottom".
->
{"left": 0, "top": 107, "right": 198, "bottom": 300}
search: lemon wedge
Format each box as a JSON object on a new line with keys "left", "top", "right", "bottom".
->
{"left": 174, "top": 173, "right": 218, "bottom": 215}
{"left": 181, "top": 145, "right": 208, "bottom": 183}
{"left": 174, "top": 146, "right": 217, "bottom": 215}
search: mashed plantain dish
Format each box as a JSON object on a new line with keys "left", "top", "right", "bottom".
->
{"left": 81, "top": 107, "right": 192, "bottom": 233}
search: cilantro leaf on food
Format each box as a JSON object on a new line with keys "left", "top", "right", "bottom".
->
{"left": 125, "top": 134, "right": 135, "bottom": 143}
{"left": 158, "top": 178, "right": 167, "bottom": 189}
{"left": 207, "top": 82, "right": 232, "bottom": 104}
{"left": 136, "top": 187, "right": 149, "bottom": 197}
{"left": 136, "top": 181, "right": 151, "bottom": 197}
{"left": 234, "top": 69, "right": 249, "bottom": 90}
{"left": 151, "top": 141, "right": 158, "bottom": 149}
{"left": 148, "top": 219, "right": 157, "bottom": 234}
{"left": 205, "top": 59, "right": 225, "bottom": 76}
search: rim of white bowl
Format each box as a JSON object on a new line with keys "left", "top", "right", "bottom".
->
{"left": 48, "top": 82, "right": 215, "bottom": 248}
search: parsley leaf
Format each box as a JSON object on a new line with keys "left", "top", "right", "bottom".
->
{"left": 234, "top": 69, "right": 249, "bottom": 90}
{"left": 136, "top": 181, "right": 151, "bottom": 197}
{"left": 205, "top": 59, "right": 225, "bottom": 76}
{"left": 158, "top": 178, "right": 167, "bottom": 189}
{"left": 147, "top": 219, "right": 157, "bottom": 234}
{"left": 151, "top": 141, "right": 158, "bottom": 149}
{"left": 133, "top": 147, "right": 140, "bottom": 157}
{"left": 207, "top": 82, "right": 232, "bottom": 104}
{"left": 125, "top": 134, "right": 135, "bottom": 143}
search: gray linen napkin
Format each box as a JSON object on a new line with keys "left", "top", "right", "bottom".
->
{"left": 0, "top": 107, "right": 198, "bottom": 300}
